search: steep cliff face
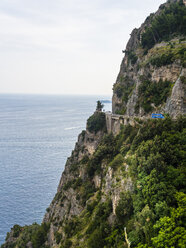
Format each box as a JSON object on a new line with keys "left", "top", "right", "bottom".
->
{"left": 2, "top": 1, "right": 186, "bottom": 248}
{"left": 112, "top": 0, "right": 186, "bottom": 118}
{"left": 43, "top": 126, "right": 107, "bottom": 247}
{"left": 41, "top": 113, "right": 136, "bottom": 247}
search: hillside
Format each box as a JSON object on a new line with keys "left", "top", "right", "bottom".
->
{"left": 112, "top": 0, "right": 186, "bottom": 117}
{"left": 1, "top": 0, "right": 186, "bottom": 248}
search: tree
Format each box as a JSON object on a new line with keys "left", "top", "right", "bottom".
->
{"left": 87, "top": 112, "right": 106, "bottom": 133}
{"left": 152, "top": 192, "right": 186, "bottom": 248}
{"left": 96, "top": 100, "right": 104, "bottom": 111}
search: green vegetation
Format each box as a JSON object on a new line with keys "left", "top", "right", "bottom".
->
{"left": 180, "top": 75, "right": 186, "bottom": 84}
{"left": 109, "top": 154, "right": 124, "bottom": 170}
{"left": 80, "top": 180, "right": 96, "bottom": 205}
{"left": 82, "top": 116, "right": 185, "bottom": 248}
{"left": 86, "top": 133, "right": 117, "bottom": 177}
{"left": 127, "top": 116, "right": 186, "bottom": 247}
{"left": 2, "top": 223, "right": 50, "bottom": 248}
{"left": 31, "top": 223, "right": 50, "bottom": 248}
{"left": 55, "top": 231, "right": 62, "bottom": 244}
{"left": 148, "top": 42, "right": 186, "bottom": 67}
{"left": 114, "top": 83, "right": 125, "bottom": 98}
{"left": 12, "top": 225, "right": 22, "bottom": 238}
{"left": 113, "top": 77, "right": 135, "bottom": 114}
{"left": 87, "top": 112, "right": 106, "bottom": 133}
{"left": 128, "top": 51, "right": 138, "bottom": 65}
{"left": 136, "top": 78, "right": 173, "bottom": 113}
{"left": 2, "top": 116, "right": 186, "bottom": 248}
{"left": 152, "top": 192, "right": 186, "bottom": 248}
{"left": 54, "top": 116, "right": 186, "bottom": 248}
{"left": 141, "top": 1, "right": 186, "bottom": 50}
{"left": 96, "top": 100, "right": 104, "bottom": 111}
{"left": 115, "top": 107, "right": 126, "bottom": 115}
{"left": 113, "top": 79, "right": 135, "bottom": 104}
{"left": 116, "top": 192, "right": 133, "bottom": 223}
{"left": 60, "top": 240, "right": 72, "bottom": 248}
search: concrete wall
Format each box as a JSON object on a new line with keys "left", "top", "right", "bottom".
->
{"left": 105, "top": 112, "right": 145, "bottom": 136}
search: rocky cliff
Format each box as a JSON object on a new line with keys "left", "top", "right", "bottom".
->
{"left": 112, "top": 0, "right": 186, "bottom": 118}
{"left": 2, "top": 1, "right": 186, "bottom": 248}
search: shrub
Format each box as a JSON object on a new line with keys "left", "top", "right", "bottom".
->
{"left": 137, "top": 79, "right": 172, "bottom": 113}
{"left": 31, "top": 223, "right": 50, "bottom": 248}
{"left": 87, "top": 112, "right": 106, "bottom": 133}
{"left": 72, "top": 178, "right": 83, "bottom": 189}
{"left": 128, "top": 51, "right": 138, "bottom": 65}
{"left": 55, "top": 231, "right": 62, "bottom": 244}
{"left": 113, "top": 81, "right": 135, "bottom": 104}
{"left": 81, "top": 181, "right": 96, "bottom": 205}
{"left": 149, "top": 45, "right": 186, "bottom": 68}
{"left": 109, "top": 154, "right": 124, "bottom": 170}
{"left": 150, "top": 52, "right": 173, "bottom": 67}
{"left": 60, "top": 240, "right": 72, "bottom": 248}
{"left": 116, "top": 192, "right": 133, "bottom": 223}
{"left": 180, "top": 76, "right": 186, "bottom": 84}
{"left": 63, "top": 180, "right": 74, "bottom": 190}
{"left": 12, "top": 224, "right": 22, "bottom": 238}
{"left": 87, "top": 229, "right": 105, "bottom": 248}
{"left": 87, "top": 199, "right": 99, "bottom": 215}
{"left": 64, "top": 218, "right": 80, "bottom": 238}
{"left": 114, "top": 84, "right": 125, "bottom": 98}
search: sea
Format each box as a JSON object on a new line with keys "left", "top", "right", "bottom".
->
{"left": 0, "top": 94, "right": 111, "bottom": 245}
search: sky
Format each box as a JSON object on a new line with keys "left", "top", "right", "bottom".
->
{"left": 0, "top": 0, "right": 166, "bottom": 95}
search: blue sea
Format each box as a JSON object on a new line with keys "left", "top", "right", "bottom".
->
{"left": 0, "top": 94, "right": 111, "bottom": 244}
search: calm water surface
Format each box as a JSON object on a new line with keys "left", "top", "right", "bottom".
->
{"left": 0, "top": 94, "right": 111, "bottom": 244}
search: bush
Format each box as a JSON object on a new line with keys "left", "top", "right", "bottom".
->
{"left": 60, "top": 240, "right": 72, "bottom": 248}
{"left": 87, "top": 112, "right": 106, "bottom": 133}
{"left": 116, "top": 192, "right": 133, "bottom": 223}
{"left": 113, "top": 81, "right": 135, "bottom": 104}
{"left": 12, "top": 224, "right": 22, "bottom": 238}
{"left": 109, "top": 154, "right": 124, "bottom": 170}
{"left": 81, "top": 181, "right": 96, "bottom": 205}
{"left": 128, "top": 51, "right": 138, "bottom": 65}
{"left": 55, "top": 231, "right": 62, "bottom": 244}
{"left": 86, "top": 134, "right": 117, "bottom": 177}
{"left": 86, "top": 199, "right": 112, "bottom": 235}
{"left": 64, "top": 218, "right": 80, "bottom": 238}
{"left": 87, "top": 229, "right": 105, "bottom": 248}
{"left": 137, "top": 79, "right": 172, "bottom": 113}
{"left": 149, "top": 45, "right": 186, "bottom": 68}
{"left": 150, "top": 52, "right": 173, "bottom": 67}
{"left": 72, "top": 178, "right": 83, "bottom": 189}
{"left": 63, "top": 180, "right": 74, "bottom": 190}
{"left": 31, "top": 223, "right": 50, "bottom": 248}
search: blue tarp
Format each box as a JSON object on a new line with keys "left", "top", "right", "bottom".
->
{"left": 151, "top": 113, "right": 164, "bottom": 119}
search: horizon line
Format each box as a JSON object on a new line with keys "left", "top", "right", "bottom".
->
{"left": 0, "top": 92, "right": 112, "bottom": 97}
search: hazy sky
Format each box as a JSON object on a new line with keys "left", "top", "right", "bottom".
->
{"left": 0, "top": 0, "right": 165, "bottom": 95}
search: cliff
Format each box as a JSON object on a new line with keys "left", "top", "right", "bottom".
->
{"left": 2, "top": 1, "right": 186, "bottom": 248}
{"left": 112, "top": 0, "right": 186, "bottom": 119}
